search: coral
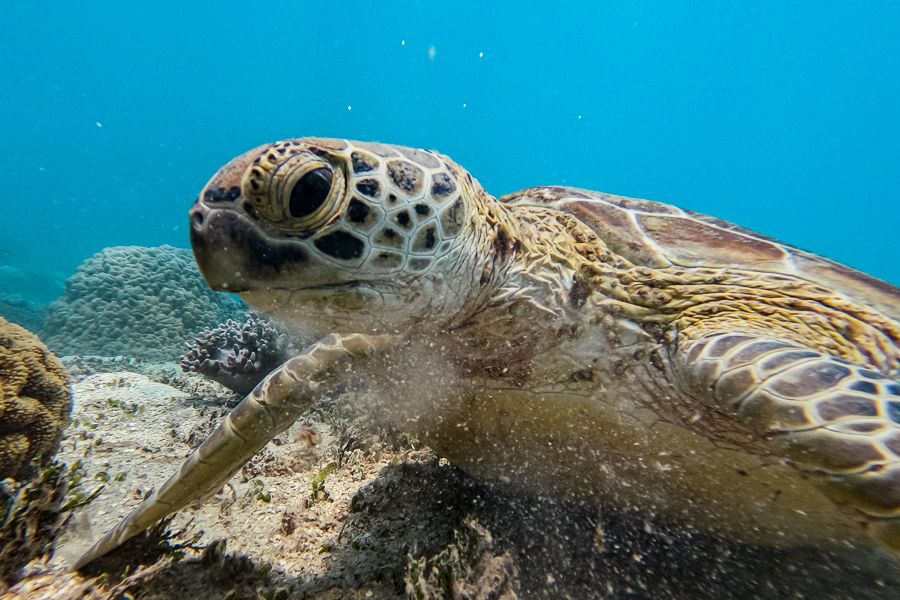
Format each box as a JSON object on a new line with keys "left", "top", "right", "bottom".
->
{"left": 0, "top": 317, "right": 71, "bottom": 479}
{"left": 180, "top": 315, "right": 302, "bottom": 395}
{"left": 41, "top": 246, "right": 247, "bottom": 361}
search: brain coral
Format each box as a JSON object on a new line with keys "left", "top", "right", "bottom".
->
{"left": 41, "top": 246, "right": 246, "bottom": 361}
{"left": 0, "top": 317, "right": 71, "bottom": 479}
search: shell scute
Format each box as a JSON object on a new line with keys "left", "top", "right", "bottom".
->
{"left": 501, "top": 185, "right": 900, "bottom": 322}
{"left": 635, "top": 213, "right": 788, "bottom": 268}
{"left": 597, "top": 192, "right": 682, "bottom": 215}
{"left": 563, "top": 200, "right": 670, "bottom": 268}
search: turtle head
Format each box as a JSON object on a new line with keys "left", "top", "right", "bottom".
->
{"left": 190, "top": 138, "right": 513, "bottom": 334}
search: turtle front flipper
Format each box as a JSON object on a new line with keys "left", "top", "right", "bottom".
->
{"left": 74, "top": 332, "right": 395, "bottom": 569}
{"left": 681, "top": 332, "right": 900, "bottom": 553}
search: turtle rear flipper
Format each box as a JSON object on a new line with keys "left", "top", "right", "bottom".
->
{"left": 683, "top": 332, "right": 900, "bottom": 553}
{"left": 74, "top": 333, "right": 394, "bottom": 569}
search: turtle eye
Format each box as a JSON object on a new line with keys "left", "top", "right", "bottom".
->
{"left": 289, "top": 168, "right": 333, "bottom": 219}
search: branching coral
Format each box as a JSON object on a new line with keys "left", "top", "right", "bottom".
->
{"left": 0, "top": 317, "right": 71, "bottom": 479}
{"left": 41, "top": 246, "right": 246, "bottom": 361}
{"left": 180, "top": 315, "right": 305, "bottom": 395}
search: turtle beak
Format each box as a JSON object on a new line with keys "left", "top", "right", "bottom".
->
{"left": 190, "top": 146, "right": 313, "bottom": 293}
{"left": 190, "top": 149, "right": 264, "bottom": 292}
{"left": 189, "top": 205, "right": 255, "bottom": 293}
{"left": 190, "top": 202, "right": 312, "bottom": 293}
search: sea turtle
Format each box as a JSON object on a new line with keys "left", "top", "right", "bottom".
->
{"left": 75, "top": 138, "right": 900, "bottom": 568}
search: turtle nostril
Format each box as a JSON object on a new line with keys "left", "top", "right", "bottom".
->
{"left": 242, "top": 202, "right": 260, "bottom": 220}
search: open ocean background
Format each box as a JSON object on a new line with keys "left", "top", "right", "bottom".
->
{"left": 2, "top": 1, "right": 898, "bottom": 307}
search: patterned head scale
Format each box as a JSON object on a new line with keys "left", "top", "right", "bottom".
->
{"left": 189, "top": 138, "right": 497, "bottom": 332}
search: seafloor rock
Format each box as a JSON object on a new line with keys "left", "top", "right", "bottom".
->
{"left": 180, "top": 315, "right": 306, "bottom": 395}
{"left": 13, "top": 367, "right": 898, "bottom": 599}
{"left": 0, "top": 462, "right": 75, "bottom": 592}
{"left": 41, "top": 245, "right": 247, "bottom": 361}
{"left": 404, "top": 517, "right": 519, "bottom": 599}
{"left": 0, "top": 316, "right": 71, "bottom": 479}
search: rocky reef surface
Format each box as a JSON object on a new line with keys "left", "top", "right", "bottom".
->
{"left": 1, "top": 359, "right": 896, "bottom": 599}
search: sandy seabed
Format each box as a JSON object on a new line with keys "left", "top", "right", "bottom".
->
{"left": 4, "top": 360, "right": 900, "bottom": 599}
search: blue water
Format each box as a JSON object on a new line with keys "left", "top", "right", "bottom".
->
{"left": 2, "top": 1, "right": 899, "bottom": 300}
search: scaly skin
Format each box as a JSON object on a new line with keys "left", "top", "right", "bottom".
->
{"left": 76, "top": 138, "right": 900, "bottom": 568}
